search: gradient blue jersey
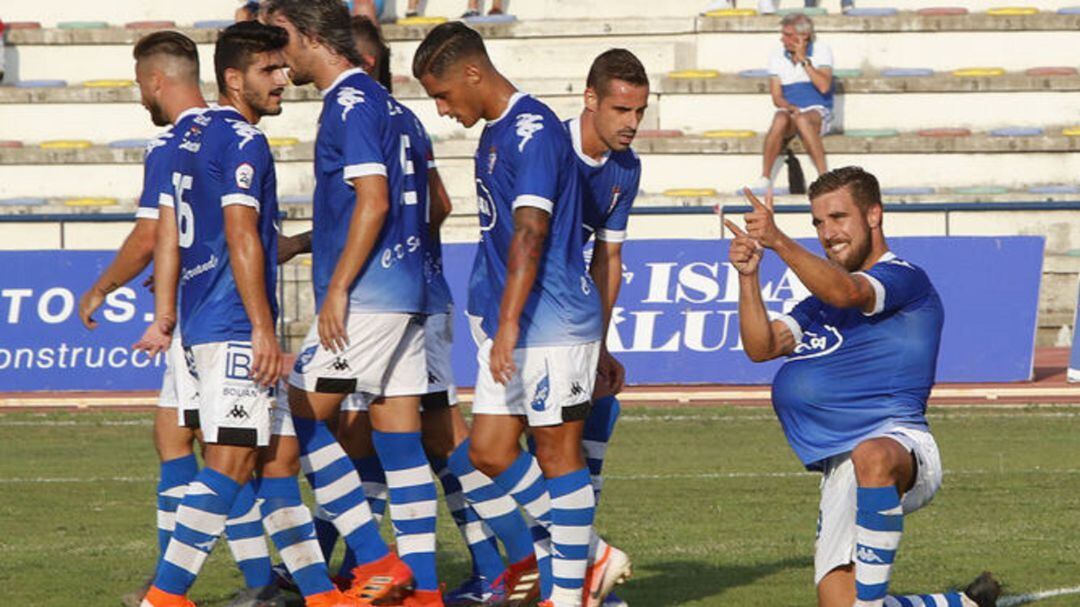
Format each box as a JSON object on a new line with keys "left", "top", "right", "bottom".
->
{"left": 136, "top": 108, "right": 207, "bottom": 221}
{"left": 469, "top": 93, "right": 601, "bottom": 346}
{"left": 564, "top": 117, "right": 641, "bottom": 245}
{"left": 394, "top": 104, "right": 452, "bottom": 315}
{"left": 170, "top": 106, "right": 279, "bottom": 346}
{"left": 771, "top": 253, "right": 944, "bottom": 470}
{"left": 312, "top": 68, "right": 424, "bottom": 313}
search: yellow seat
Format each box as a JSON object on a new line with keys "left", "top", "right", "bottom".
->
{"left": 664, "top": 188, "right": 718, "bottom": 197}
{"left": 83, "top": 79, "right": 135, "bottom": 88}
{"left": 668, "top": 69, "right": 720, "bottom": 80}
{"left": 41, "top": 140, "right": 93, "bottom": 149}
{"left": 951, "top": 68, "right": 1006, "bottom": 77}
{"left": 986, "top": 7, "right": 1038, "bottom": 15}
{"left": 397, "top": 16, "right": 449, "bottom": 25}
{"left": 703, "top": 129, "right": 756, "bottom": 138}
{"left": 269, "top": 137, "right": 299, "bottom": 147}
{"left": 704, "top": 8, "right": 758, "bottom": 16}
{"left": 64, "top": 197, "right": 117, "bottom": 207}
{"left": 1062, "top": 127, "right": 1080, "bottom": 136}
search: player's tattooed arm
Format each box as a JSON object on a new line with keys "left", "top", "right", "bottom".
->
{"left": 490, "top": 206, "right": 550, "bottom": 384}
{"left": 79, "top": 218, "right": 157, "bottom": 329}
{"left": 225, "top": 205, "right": 282, "bottom": 386}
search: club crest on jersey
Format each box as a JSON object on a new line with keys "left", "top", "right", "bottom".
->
{"left": 487, "top": 146, "right": 497, "bottom": 174}
{"left": 235, "top": 163, "right": 254, "bottom": 190}
{"left": 337, "top": 86, "right": 365, "bottom": 121}
{"left": 608, "top": 186, "right": 621, "bottom": 214}
{"left": 514, "top": 113, "right": 544, "bottom": 152}
{"left": 788, "top": 324, "right": 843, "bottom": 361}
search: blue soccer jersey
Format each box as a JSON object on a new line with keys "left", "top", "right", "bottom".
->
{"left": 311, "top": 68, "right": 425, "bottom": 313}
{"left": 770, "top": 252, "right": 944, "bottom": 470}
{"left": 136, "top": 108, "right": 207, "bottom": 221}
{"left": 169, "top": 106, "right": 280, "bottom": 346}
{"left": 469, "top": 93, "right": 602, "bottom": 346}
{"left": 563, "top": 116, "right": 641, "bottom": 245}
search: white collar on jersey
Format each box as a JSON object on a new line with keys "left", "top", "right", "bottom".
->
{"left": 488, "top": 91, "right": 528, "bottom": 126}
{"left": 568, "top": 115, "right": 610, "bottom": 168}
{"left": 320, "top": 67, "right": 366, "bottom": 97}
{"left": 173, "top": 106, "right": 207, "bottom": 125}
{"left": 212, "top": 104, "right": 245, "bottom": 119}
{"left": 875, "top": 251, "right": 897, "bottom": 264}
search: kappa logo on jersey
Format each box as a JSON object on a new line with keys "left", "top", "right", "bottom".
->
{"left": 856, "top": 546, "right": 887, "bottom": 564}
{"left": 145, "top": 133, "right": 172, "bottom": 154}
{"left": 789, "top": 324, "right": 843, "bottom": 361}
{"left": 226, "top": 118, "right": 262, "bottom": 151}
{"left": 295, "top": 344, "right": 318, "bottom": 373}
{"left": 514, "top": 113, "right": 544, "bottom": 152}
{"left": 235, "top": 163, "right": 254, "bottom": 190}
{"left": 337, "top": 86, "right": 365, "bottom": 121}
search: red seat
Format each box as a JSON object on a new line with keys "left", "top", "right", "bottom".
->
{"left": 636, "top": 129, "right": 684, "bottom": 139}
{"left": 916, "top": 7, "right": 969, "bottom": 16}
{"left": 917, "top": 128, "right": 972, "bottom": 137}
{"left": 125, "top": 20, "right": 177, "bottom": 29}
{"left": 1025, "top": 66, "right": 1079, "bottom": 76}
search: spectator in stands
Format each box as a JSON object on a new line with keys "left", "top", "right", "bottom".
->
{"left": 702, "top": 0, "right": 853, "bottom": 14}
{"left": 756, "top": 12, "right": 834, "bottom": 191}
{"left": 404, "top": 0, "right": 505, "bottom": 19}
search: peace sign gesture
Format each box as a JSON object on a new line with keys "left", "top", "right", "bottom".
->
{"left": 741, "top": 187, "right": 783, "bottom": 249}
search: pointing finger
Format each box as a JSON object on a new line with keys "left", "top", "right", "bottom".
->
{"left": 723, "top": 218, "right": 748, "bottom": 238}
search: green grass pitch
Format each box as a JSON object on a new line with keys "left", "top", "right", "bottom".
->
{"left": 1, "top": 404, "right": 1078, "bottom": 606}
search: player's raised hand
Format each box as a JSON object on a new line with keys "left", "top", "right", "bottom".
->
{"left": 724, "top": 218, "right": 764, "bottom": 276}
{"left": 78, "top": 286, "right": 106, "bottom": 330}
{"left": 742, "top": 187, "right": 783, "bottom": 249}
{"left": 490, "top": 321, "right": 519, "bottom": 385}
{"left": 317, "top": 287, "right": 350, "bottom": 354}
{"left": 133, "top": 316, "right": 175, "bottom": 356}
{"left": 250, "top": 325, "right": 283, "bottom": 387}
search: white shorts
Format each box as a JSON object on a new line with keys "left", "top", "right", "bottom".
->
{"left": 469, "top": 316, "right": 599, "bottom": 427}
{"left": 288, "top": 312, "right": 428, "bottom": 399}
{"left": 800, "top": 105, "right": 834, "bottom": 136}
{"left": 814, "top": 425, "right": 943, "bottom": 585}
{"left": 270, "top": 380, "right": 295, "bottom": 438}
{"left": 189, "top": 341, "right": 274, "bottom": 448}
{"left": 159, "top": 338, "right": 201, "bottom": 428}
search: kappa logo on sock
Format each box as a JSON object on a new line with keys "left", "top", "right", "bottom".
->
{"left": 856, "top": 546, "right": 886, "bottom": 564}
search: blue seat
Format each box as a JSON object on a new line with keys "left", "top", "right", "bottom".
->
{"left": 280, "top": 194, "right": 313, "bottom": 205}
{"left": 1027, "top": 184, "right": 1080, "bottom": 194}
{"left": 845, "top": 7, "right": 899, "bottom": 16}
{"left": 883, "top": 186, "right": 935, "bottom": 196}
{"left": 1056, "top": 7, "right": 1080, "bottom": 14}
{"left": 989, "top": 127, "right": 1044, "bottom": 137}
{"left": 463, "top": 13, "right": 517, "bottom": 23}
{"left": 738, "top": 68, "right": 771, "bottom": 79}
{"left": 14, "top": 79, "right": 67, "bottom": 88}
{"left": 738, "top": 186, "right": 790, "bottom": 197}
{"left": 0, "top": 197, "right": 47, "bottom": 206}
{"left": 108, "top": 139, "right": 150, "bottom": 149}
{"left": 882, "top": 68, "right": 934, "bottom": 78}
{"left": 194, "top": 19, "right": 235, "bottom": 29}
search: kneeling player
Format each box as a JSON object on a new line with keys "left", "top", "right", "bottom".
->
{"left": 135, "top": 22, "right": 357, "bottom": 607}
{"left": 726, "top": 167, "right": 1000, "bottom": 607}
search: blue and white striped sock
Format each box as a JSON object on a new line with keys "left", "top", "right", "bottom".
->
{"left": 224, "top": 480, "right": 274, "bottom": 589}
{"left": 885, "top": 593, "right": 965, "bottom": 607}
{"left": 153, "top": 468, "right": 240, "bottom": 595}
{"left": 855, "top": 486, "right": 904, "bottom": 605}
{"left": 373, "top": 430, "right": 439, "bottom": 591}
{"left": 448, "top": 441, "right": 536, "bottom": 565}
{"left": 524, "top": 511, "right": 554, "bottom": 600}
{"left": 259, "top": 476, "right": 336, "bottom": 598}
{"left": 431, "top": 455, "right": 506, "bottom": 582}
{"left": 547, "top": 468, "right": 596, "bottom": 607}
{"left": 293, "top": 416, "right": 389, "bottom": 567}
{"left": 491, "top": 450, "right": 555, "bottom": 600}
{"left": 582, "top": 396, "right": 621, "bottom": 503}
{"left": 338, "top": 456, "right": 390, "bottom": 576}
{"left": 312, "top": 505, "right": 338, "bottom": 563}
{"left": 156, "top": 454, "right": 198, "bottom": 563}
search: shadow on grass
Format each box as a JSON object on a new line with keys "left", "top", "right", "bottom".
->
{"left": 620, "top": 556, "right": 814, "bottom": 606}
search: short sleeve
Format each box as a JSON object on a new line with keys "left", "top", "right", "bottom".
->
{"left": 338, "top": 86, "right": 389, "bottom": 184}
{"left": 596, "top": 163, "right": 640, "bottom": 243}
{"left": 813, "top": 43, "right": 834, "bottom": 68}
{"left": 219, "top": 129, "right": 272, "bottom": 213}
{"left": 510, "top": 112, "right": 561, "bottom": 214}
{"left": 856, "top": 258, "right": 932, "bottom": 316}
{"left": 768, "top": 51, "right": 785, "bottom": 77}
{"left": 137, "top": 142, "right": 172, "bottom": 219}
{"left": 778, "top": 296, "right": 823, "bottom": 344}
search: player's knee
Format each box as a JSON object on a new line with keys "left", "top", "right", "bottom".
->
{"left": 468, "top": 441, "right": 514, "bottom": 478}
{"left": 851, "top": 440, "right": 901, "bottom": 484}
{"left": 532, "top": 438, "right": 581, "bottom": 477}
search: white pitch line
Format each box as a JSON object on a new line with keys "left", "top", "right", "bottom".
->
{"left": 0, "top": 419, "right": 151, "bottom": 427}
{"left": 999, "top": 585, "right": 1080, "bottom": 606}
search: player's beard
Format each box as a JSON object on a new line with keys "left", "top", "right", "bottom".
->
{"left": 828, "top": 229, "right": 871, "bottom": 272}
{"left": 246, "top": 87, "right": 284, "bottom": 118}
{"left": 147, "top": 99, "right": 169, "bottom": 127}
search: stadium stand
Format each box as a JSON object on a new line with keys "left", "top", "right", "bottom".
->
{"left": 0, "top": 0, "right": 1078, "bottom": 349}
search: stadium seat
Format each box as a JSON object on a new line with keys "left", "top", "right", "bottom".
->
{"left": 397, "top": 16, "right": 449, "bottom": 25}
{"left": 57, "top": 21, "right": 110, "bottom": 29}
{"left": 268, "top": 137, "right": 300, "bottom": 147}
{"left": 777, "top": 7, "right": 827, "bottom": 16}
{"left": 125, "top": 21, "right": 177, "bottom": 29}
{"left": 0, "top": 197, "right": 47, "bottom": 206}
{"left": 986, "top": 7, "right": 1039, "bottom": 16}
{"left": 952, "top": 67, "right": 1006, "bottom": 77}
{"left": 882, "top": 68, "right": 934, "bottom": 77}
{"left": 738, "top": 69, "right": 771, "bottom": 79}
{"left": 463, "top": 13, "right": 517, "bottom": 23}
{"left": 669, "top": 69, "right": 720, "bottom": 79}
{"left": 915, "top": 7, "right": 969, "bottom": 16}
{"left": 833, "top": 69, "right": 863, "bottom": 78}
{"left": 636, "top": 129, "right": 684, "bottom": 138}
{"left": 663, "top": 188, "right": 717, "bottom": 197}
{"left": 193, "top": 20, "right": 235, "bottom": 29}
{"left": 740, "top": 186, "right": 790, "bottom": 196}
{"left": 1063, "top": 127, "right": 1080, "bottom": 136}
{"left": 1057, "top": 7, "right": 1080, "bottom": 14}
{"left": 990, "top": 126, "right": 1044, "bottom": 137}
{"left": 953, "top": 186, "right": 1008, "bottom": 195}
{"left": 4, "top": 21, "right": 43, "bottom": 29}
{"left": 703, "top": 129, "right": 756, "bottom": 138}
{"left": 83, "top": 79, "right": 135, "bottom": 88}
{"left": 845, "top": 128, "right": 900, "bottom": 138}
{"left": 0, "top": 141, "right": 24, "bottom": 148}
{"left": 883, "top": 186, "right": 935, "bottom": 196}
{"left": 844, "top": 7, "right": 899, "bottom": 17}
{"left": 1027, "top": 184, "right": 1080, "bottom": 194}
{"left": 1025, "top": 67, "right": 1079, "bottom": 76}
{"left": 108, "top": 139, "right": 150, "bottom": 149}
{"left": 63, "top": 197, "right": 118, "bottom": 207}
{"left": 704, "top": 8, "right": 758, "bottom": 17}
{"left": 14, "top": 80, "right": 67, "bottom": 88}
{"left": 40, "top": 140, "right": 93, "bottom": 149}
{"left": 917, "top": 128, "right": 972, "bottom": 137}
{"left": 281, "top": 194, "right": 313, "bottom": 205}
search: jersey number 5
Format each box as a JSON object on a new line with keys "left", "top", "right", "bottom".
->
{"left": 172, "top": 172, "right": 195, "bottom": 249}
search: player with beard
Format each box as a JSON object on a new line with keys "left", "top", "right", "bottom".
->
{"left": 726, "top": 166, "right": 1000, "bottom": 607}
{"left": 135, "top": 22, "right": 362, "bottom": 607}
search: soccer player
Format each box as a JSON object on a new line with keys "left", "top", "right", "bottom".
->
{"left": 725, "top": 166, "right": 1000, "bottom": 607}
{"left": 77, "top": 31, "right": 288, "bottom": 607}
{"left": 415, "top": 22, "right": 602, "bottom": 607}
{"left": 564, "top": 48, "right": 648, "bottom": 607}
{"left": 264, "top": 1, "right": 441, "bottom": 604}
{"left": 134, "top": 22, "right": 360, "bottom": 607}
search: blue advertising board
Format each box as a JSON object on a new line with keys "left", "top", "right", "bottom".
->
{"left": 1070, "top": 279, "right": 1080, "bottom": 383}
{"left": 0, "top": 236, "right": 1043, "bottom": 392}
